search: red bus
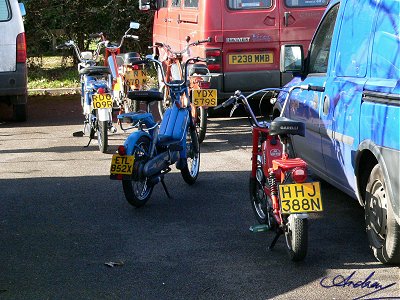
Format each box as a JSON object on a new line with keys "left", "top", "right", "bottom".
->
{"left": 139, "top": 0, "right": 329, "bottom": 99}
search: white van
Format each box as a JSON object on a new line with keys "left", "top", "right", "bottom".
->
{"left": 0, "top": 0, "right": 27, "bottom": 121}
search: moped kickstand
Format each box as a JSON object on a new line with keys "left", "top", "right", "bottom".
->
{"left": 268, "top": 230, "right": 283, "bottom": 250}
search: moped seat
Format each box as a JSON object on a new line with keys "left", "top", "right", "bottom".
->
{"left": 79, "top": 66, "right": 111, "bottom": 76}
{"left": 127, "top": 90, "right": 163, "bottom": 103}
{"left": 123, "top": 52, "right": 141, "bottom": 65}
{"left": 269, "top": 117, "right": 305, "bottom": 137}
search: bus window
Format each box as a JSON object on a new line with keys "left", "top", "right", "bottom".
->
{"left": 228, "top": 0, "right": 272, "bottom": 9}
{"left": 184, "top": 0, "right": 199, "bottom": 8}
{"left": 172, "top": 0, "right": 181, "bottom": 7}
{"left": 285, "top": 0, "right": 328, "bottom": 7}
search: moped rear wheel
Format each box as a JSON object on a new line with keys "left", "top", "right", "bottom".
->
{"left": 122, "top": 136, "right": 153, "bottom": 207}
{"left": 284, "top": 215, "right": 308, "bottom": 261}
{"left": 181, "top": 126, "right": 200, "bottom": 185}
{"left": 97, "top": 120, "right": 108, "bottom": 153}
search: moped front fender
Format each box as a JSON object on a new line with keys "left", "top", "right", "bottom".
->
{"left": 97, "top": 108, "right": 111, "bottom": 121}
{"left": 123, "top": 131, "right": 152, "bottom": 156}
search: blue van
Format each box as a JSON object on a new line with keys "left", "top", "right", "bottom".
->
{"left": 276, "top": 0, "right": 400, "bottom": 264}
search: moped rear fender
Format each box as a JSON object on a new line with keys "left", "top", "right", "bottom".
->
{"left": 123, "top": 131, "right": 152, "bottom": 156}
{"left": 97, "top": 108, "right": 110, "bottom": 121}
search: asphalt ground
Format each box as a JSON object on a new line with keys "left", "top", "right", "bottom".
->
{"left": 0, "top": 95, "right": 399, "bottom": 299}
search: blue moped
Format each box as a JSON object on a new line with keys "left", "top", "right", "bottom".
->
{"left": 110, "top": 55, "right": 206, "bottom": 207}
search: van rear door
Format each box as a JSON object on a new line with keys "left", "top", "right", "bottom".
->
{"left": 0, "top": 0, "right": 17, "bottom": 72}
{"left": 222, "top": 0, "right": 281, "bottom": 92}
{"left": 279, "top": 0, "right": 329, "bottom": 51}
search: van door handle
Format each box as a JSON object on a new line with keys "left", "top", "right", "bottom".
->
{"left": 164, "top": 18, "right": 172, "bottom": 22}
{"left": 284, "top": 12, "right": 291, "bottom": 27}
{"left": 323, "top": 95, "right": 330, "bottom": 115}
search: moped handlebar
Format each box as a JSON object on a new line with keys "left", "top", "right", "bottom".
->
{"left": 151, "top": 37, "right": 211, "bottom": 58}
{"left": 215, "top": 84, "right": 325, "bottom": 127}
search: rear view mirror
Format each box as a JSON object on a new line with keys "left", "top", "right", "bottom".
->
{"left": 130, "top": 22, "right": 140, "bottom": 30}
{"left": 280, "top": 45, "right": 304, "bottom": 73}
{"left": 19, "top": 3, "right": 26, "bottom": 16}
{"left": 139, "top": 0, "right": 157, "bottom": 10}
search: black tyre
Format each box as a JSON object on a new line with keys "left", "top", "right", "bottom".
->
{"left": 250, "top": 177, "right": 271, "bottom": 225}
{"left": 122, "top": 136, "right": 153, "bottom": 207}
{"left": 284, "top": 215, "right": 308, "bottom": 262}
{"left": 97, "top": 120, "right": 108, "bottom": 153}
{"left": 13, "top": 103, "right": 27, "bottom": 122}
{"left": 181, "top": 126, "right": 200, "bottom": 185}
{"left": 197, "top": 107, "right": 207, "bottom": 144}
{"left": 365, "top": 164, "right": 400, "bottom": 264}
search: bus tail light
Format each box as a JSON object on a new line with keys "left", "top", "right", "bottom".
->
{"left": 206, "top": 49, "right": 222, "bottom": 72}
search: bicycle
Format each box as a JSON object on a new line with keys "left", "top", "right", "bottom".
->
{"left": 153, "top": 37, "right": 215, "bottom": 143}
{"left": 109, "top": 54, "right": 209, "bottom": 207}
{"left": 56, "top": 39, "right": 115, "bottom": 153}
{"left": 216, "top": 84, "right": 325, "bottom": 261}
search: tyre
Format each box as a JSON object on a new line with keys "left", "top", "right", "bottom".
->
{"left": 284, "top": 215, "right": 308, "bottom": 262}
{"left": 365, "top": 164, "right": 400, "bottom": 264}
{"left": 249, "top": 177, "right": 273, "bottom": 225}
{"left": 97, "top": 119, "right": 108, "bottom": 153}
{"left": 197, "top": 107, "right": 207, "bottom": 144}
{"left": 158, "top": 86, "right": 171, "bottom": 118}
{"left": 181, "top": 126, "right": 200, "bottom": 185}
{"left": 122, "top": 136, "right": 153, "bottom": 207}
{"left": 13, "top": 103, "right": 27, "bottom": 122}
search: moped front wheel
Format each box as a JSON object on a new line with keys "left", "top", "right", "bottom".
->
{"left": 97, "top": 120, "right": 108, "bottom": 153}
{"left": 181, "top": 126, "right": 200, "bottom": 185}
{"left": 284, "top": 215, "right": 308, "bottom": 262}
{"left": 122, "top": 136, "right": 153, "bottom": 207}
{"left": 197, "top": 107, "right": 207, "bottom": 144}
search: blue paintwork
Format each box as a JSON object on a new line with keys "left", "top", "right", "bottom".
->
{"left": 279, "top": 0, "right": 400, "bottom": 221}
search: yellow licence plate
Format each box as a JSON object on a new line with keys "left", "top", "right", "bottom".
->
{"left": 192, "top": 89, "right": 217, "bottom": 107}
{"left": 228, "top": 53, "right": 273, "bottom": 65}
{"left": 125, "top": 69, "right": 147, "bottom": 86}
{"left": 110, "top": 154, "right": 135, "bottom": 175}
{"left": 92, "top": 93, "right": 113, "bottom": 109}
{"left": 279, "top": 182, "right": 323, "bottom": 214}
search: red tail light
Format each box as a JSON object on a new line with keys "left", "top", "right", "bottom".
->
{"left": 97, "top": 87, "right": 106, "bottom": 94}
{"left": 206, "top": 49, "right": 222, "bottom": 72}
{"left": 117, "top": 145, "right": 126, "bottom": 156}
{"left": 199, "top": 81, "right": 211, "bottom": 89}
{"left": 16, "top": 32, "right": 27, "bottom": 63}
{"left": 291, "top": 167, "right": 307, "bottom": 183}
{"left": 133, "top": 65, "right": 140, "bottom": 70}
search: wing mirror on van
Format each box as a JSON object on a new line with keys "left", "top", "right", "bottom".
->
{"left": 139, "top": 0, "right": 157, "bottom": 11}
{"left": 19, "top": 3, "right": 26, "bottom": 17}
{"left": 280, "top": 45, "right": 304, "bottom": 73}
{"left": 130, "top": 22, "right": 140, "bottom": 30}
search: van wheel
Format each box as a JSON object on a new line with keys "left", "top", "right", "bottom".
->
{"left": 365, "top": 164, "right": 400, "bottom": 264}
{"left": 13, "top": 103, "right": 27, "bottom": 122}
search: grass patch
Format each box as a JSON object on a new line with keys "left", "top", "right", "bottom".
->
{"left": 28, "top": 55, "right": 80, "bottom": 90}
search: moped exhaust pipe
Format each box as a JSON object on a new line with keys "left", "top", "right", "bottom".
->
{"left": 143, "top": 150, "right": 179, "bottom": 177}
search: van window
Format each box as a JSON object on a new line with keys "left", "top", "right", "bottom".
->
{"left": 371, "top": 0, "right": 400, "bottom": 79}
{"left": 308, "top": 4, "right": 339, "bottom": 74}
{"left": 184, "top": 0, "right": 198, "bottom": 8}
{"left": 285, "top": 0, "right": 328, "bottom": 7}
{"left": 0, "top": 0, "right": 11, "bottom": 21}
{"left": 159, "top": 0, "right": 168, "bottom": 7}
{"left": 335, "top": 0, "right": 378, "bottom": 77}
{"left": 172, "top": 0, "right": 181, "bottom": 7}
{"left": 228, "top": 0, "right": 272, "bottom": 10}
